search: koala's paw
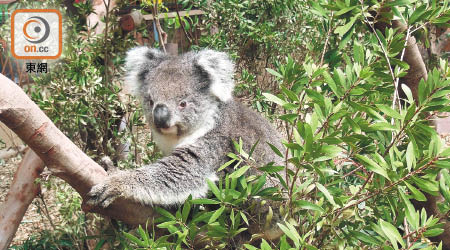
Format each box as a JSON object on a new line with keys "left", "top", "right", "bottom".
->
{"left": 86, "top": 174, "right": 126, "bottom": 208}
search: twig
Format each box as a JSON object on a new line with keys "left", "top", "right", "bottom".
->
{"left": 401, "top": 226, "right": 428, "bottom": 250}
{"left": 319, "top": 12, "right": 334, "bottom": 67}
{"left": 392, "top": 26, "right": 412, "bottom": 112}
{"left": 338, "top": 156, "right": 438, "bottom": 213}
{"left": 38, "top": 193, "right": 57, "bottom": 231}
{"left": 102, "top": 0, "right": 111, "bottom": 87}
{"left": 404, "top": 217, "right": 410, "bottom": 247}
{"left": 152, "top": 2, "right": 166, "bottom": 53}
{"left": 175, "top": 0, "right": 193, "bottom": 44}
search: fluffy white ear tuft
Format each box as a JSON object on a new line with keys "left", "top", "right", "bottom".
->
{"left": 124, "top": 47, "right": 165, "bottom": 96}
{"left": 195, "top": 50, "right": 235, "bottom": 102}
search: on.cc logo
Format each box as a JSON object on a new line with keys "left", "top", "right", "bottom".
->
{"left": 11, "top": 9, "right": 62, "bottom": 59}
{"left": 23, "top": 16, "right": 50, "bottom": 44}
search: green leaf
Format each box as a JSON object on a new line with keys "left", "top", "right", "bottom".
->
{"left": 409, "top": 4, "right": 427, "bottom": 24}
{"left": 260, "top": 239, "right": 273, "bottom": 250}
{"left": 137, "top": 225, "right": 150, "bottom": 245}
{"left": 353, "top": 41, "right": 364, "bottom": 64}
{"left": 346, "top": 116, "right": 361, "bottom": 133}
{"left": 305, "top": 89, "right": 325, "bottom": 106}
{"left": 94, "top": 239, "right": 106, "bottom": 250}
{"left": 391, "top": 58, "right": 410, "bottom": 70}
{"left": 182, "top": 200, "right": 191, "bottom": 222}
{"left": 277, "top": 223, "right": 300, "bottom": 248}
{"left": 268, "top": 142, "right": 284, "bottom": 158}
{"left": 266, "top": 68, "right": 283, "bottom": 78}
{"left": 401, "top": 84, "right": 415, "bottom": 104}
{"left": 404, "top": 181, "right": 427, "bottom": 201}
{"left": 400, "top": 190, "right": 419, "bottom": 230}
{"left": 411, "top": 176, "right": 439, "bottom": 196}
{"left": 355, "top": 154, "right": 390, "bottom": 180}
{"left": 424, "top": 228, "right": 445, "bottom": 237}
{"left": 191, "top": 198, "right": 220, "bottom": 205}
{"left": 379, "top": 219, "right": 405, "bottom": 249}
{"left": 218, "top": 158, "right": 237, "bottom": 171}
{"left": 208, "top": 206, "right": 225, "bottom": 224}
{"left": 334, "top": 15, "right": 358, "bottom": 37}
{"left": 263, "top": 93, "right": 286, "bottom": 106}
{"left": 440, "top": 147, "right": 450, "bottom": 157}
{"left": 123, "top": 232, "right": 147, "bottom": 247}
{"left": 244, "top": 244, "right": 258, "bottom": 250}
{"left": 207, "top": 179, "right": 222, "bottom": 200}
{"left": 304, "top": 123, "right": 313, "bottom": 155}
{"left": 418, "top": 79, "right": 427, "bottom": 104}
{"left": 310, "top": 2, "right": 328, "bottom": 18}
{"left": 230, "top": 165, "right": 251, "bottom": 178}
{"left": 376, "top": 29, "right": 387, "bottom": 48}
{"left": 439, "top": 170, "right": 450, "bottom": 203}
{"left": 155, "top": 207, "right": 176, "bottom": 220}
{"left": 335, "top": 6, "right": 357, "bottom": 16}
{"left": 294, "top": 200, "right": 325, "bottom": 213}
{"left": 279, "top": 114, "right": 299, "bottom": 123}
{"left": 436, "top": 160, "right": 450, "bottom": 169}
{"left": 323, "top": 71, "right": 341, "bottom": 97}
{"left": 281, "top": 86, "right": 299, "bottom": 102}
{"left": 316, "top": 183, "right": 337, "bottom": 207}
{"left": 314, "top": 145, "right": 343, "bottom": 162}
{"left": 321, "top": 145, "right": 342, "bottom": 157}
{"left": 369, "top": 122, "right": 397, "bottom": 131}
{"left": 305, "top": 245, "right": 318, "bottom": 250}
{"left": 350, "top": 230, "right": 380, "bottom": 245}
{"left": 376, "top": 104, "right": 402, "bottom": 119}
{"left": 429, "top": 133, "right": 442, "bottom": 158}
{"left": 258, "top": 165, "right": 285, "bottom": 173}
{"left": 240, "top": 211, "right": 249, "bottom": 225}
{"left": 406, "top": 142, "right": 416, "bottom": 171}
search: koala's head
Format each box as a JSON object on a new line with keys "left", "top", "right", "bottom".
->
{"left": 124, "top": 47, "right": 234, "bottom": 137}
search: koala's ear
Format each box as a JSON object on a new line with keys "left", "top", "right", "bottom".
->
{"left": 124, "top": 46, "right": 165, "bottom": 95}
{"left": 195, "top": 49, "right": 235, "bottom": 102}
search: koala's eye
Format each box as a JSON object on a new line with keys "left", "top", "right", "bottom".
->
{"left": 149, "top": 99, "right": 154, "bottom": 106}
{"left": 179, "top": 101, "right": 187, "bottom": 108}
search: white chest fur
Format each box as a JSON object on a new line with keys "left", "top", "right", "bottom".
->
{"left": 152, "top": 131, "right": 182, "bottom": 155}
{"left": 152, "top": 116, "right": 217, "bottom": 155}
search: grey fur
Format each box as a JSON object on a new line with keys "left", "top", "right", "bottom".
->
{"left": 87, "top": 47, "right": 284, "bottom": 208}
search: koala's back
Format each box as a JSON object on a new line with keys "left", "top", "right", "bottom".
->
{"left": 213, "top": 100, "right": 284, "bottom": 174}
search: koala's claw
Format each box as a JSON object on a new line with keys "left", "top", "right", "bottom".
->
{"left": 86, "top": 181, "right": 122, "bottom": 208}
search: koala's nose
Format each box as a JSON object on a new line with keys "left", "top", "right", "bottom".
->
{"left": 153, "top": 104, "right": 171, "bottom": 128}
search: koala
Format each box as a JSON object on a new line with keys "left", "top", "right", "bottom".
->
{"left": 87, "top": 47, "right": 284, "bottom": 210}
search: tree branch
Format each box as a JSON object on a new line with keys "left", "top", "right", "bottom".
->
{"left": 0, "top": 149, "right": 44, "bottom": 250}
{"left": 0, "top": 74, "right": 157, "bottom": 226}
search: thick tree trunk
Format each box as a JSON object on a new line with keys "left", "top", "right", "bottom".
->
{"left": 0, "top": 150, "right": 44, "bottom": 250}
{"left": 0, "top": 74, "right": 156, "bottom": 227}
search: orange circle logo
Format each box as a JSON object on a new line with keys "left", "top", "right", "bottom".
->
{"left": 23, "top": 16, "right": 50, "bottom": 43}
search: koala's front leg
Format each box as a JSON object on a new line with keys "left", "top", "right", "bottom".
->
{"left": 87, "top": 146, "right": 219, "bottom": 208}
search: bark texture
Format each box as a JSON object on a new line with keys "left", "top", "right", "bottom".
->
{"left": 0, "top": 150, "right": 44, "bottom": 250}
